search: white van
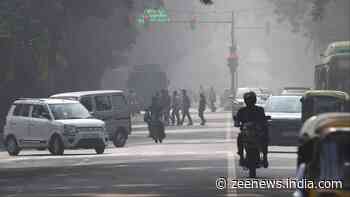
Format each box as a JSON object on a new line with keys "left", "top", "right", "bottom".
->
{"left": 51, "top": 90, "right": 131, "bottom": 147}
{"left": 3, "top": 98, "right": 108, "bottom": 156}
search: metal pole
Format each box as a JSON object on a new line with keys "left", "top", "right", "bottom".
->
{"left": 231, "top": 11, "right": 235, "bottom": 48}
{"left": 231, "top": 11, "right": 236, "bottom": 97}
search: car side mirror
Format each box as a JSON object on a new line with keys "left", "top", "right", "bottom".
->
{"left": 265, "top": 115, "right": 271, "bottom": 120}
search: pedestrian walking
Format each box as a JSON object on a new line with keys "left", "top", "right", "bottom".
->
{"left": 160, "top": 89, "right": 171, "bottom": 125}
{"left": 198, "top": 93, "right": 207, "bottom": 125}
{"left": 170, "top": 90, "right": 181, "bottom": 125}
{"left": 180, "top": 89, "right": 193, "bottom": 126}
{"left": 209, "top": 86, "right": 217, "bottom": 112}
{"left": 147, "top": 94, "right": 165, "bottom": 143}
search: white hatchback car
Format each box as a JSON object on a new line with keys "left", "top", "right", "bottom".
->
{"left": 3, "top": 98, "right": 108, "bottom": 156}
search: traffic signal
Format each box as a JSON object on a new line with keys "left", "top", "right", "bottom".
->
{"left": 144, "top": 15, "right": 150, "bottom": 29}
{"left": 127, "top": 15, "right": 134, "bottom": 27}
{"left": 227, "top": 57, "right": 238, "bottom": 70}
{"left": 227, "top": 47, "right": 239, "bottom": 70}
{"left": 190, "top": 16, "right": 196, "bottom": 30}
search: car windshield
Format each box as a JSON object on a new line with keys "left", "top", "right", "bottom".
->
{"left": 313, "top": 96, "right": 344, "bottom": 113}
{"left": 49, "top": 103, "right": 90, "bottom": 120}
{"left": 265, "top": 96, "right": 301, "bottom": 113}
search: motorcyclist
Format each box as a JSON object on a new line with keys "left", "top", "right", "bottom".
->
{"left": 234, "top": 91, "right": 269, "bottom": 168}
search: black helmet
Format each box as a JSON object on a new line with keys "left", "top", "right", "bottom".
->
{"left": 243, "top": 91, "right": 257, "bottom": 106}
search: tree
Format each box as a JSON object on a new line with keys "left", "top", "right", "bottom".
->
{"left": 0, "top": 0, "right": 139, "bottom": 127}
{"left": 268, "top": 0, "right": 350, "bottom": 52}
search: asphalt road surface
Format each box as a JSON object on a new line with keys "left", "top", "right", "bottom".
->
{"left": 0, "top": 111, "right": 297, "bottom": 197}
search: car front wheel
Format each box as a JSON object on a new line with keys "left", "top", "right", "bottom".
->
{"left": 6, "top": 136, "right": 20, "bottom": 156}
{"left": 49, "top": 136, "right": 64, "bottom": 155}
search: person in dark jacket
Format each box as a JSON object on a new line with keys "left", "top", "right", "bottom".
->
{"left": 171, "top": 90, "right": 181, "bottom": 125}
{"left": 144, "top": 108, "right": 152, "bottom": 137}
{"left": 180, "top": 89, "right": 193, "bottom": 126}
{"left": 198, "top": 93, "right": 207, "bottom": 125}
{"left": 160, "top": 89, "right": 171, "bottom": 125}
{"left": 235, "top": 91, "right": 269, "bottom": 167}
{"left": 148, "top": 94, "right": 165, "bottom": 143}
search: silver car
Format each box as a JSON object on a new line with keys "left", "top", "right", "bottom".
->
{"left": 264, "top": 95, "right": 302, "bottom": 146}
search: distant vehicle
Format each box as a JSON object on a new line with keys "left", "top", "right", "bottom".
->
{"left": 101, "top": 64, "right": 169, "bottom": 109}
{"left": 231, "top": 87, "right": 272, "bottom": 112}
{"left": 280, "top": 87, "right": 311, "bottom": 96}
{"left": 3, "top": 98, "right": 108, "bottom": 156}
{"left": 315, "top": 41, "right": 350, "bottom": 94}
{"left": 51, "top": 90, "right": 131, "bottom": 148}
{"left": 127, "top": 64, "right": 169, "bottom": 108}
{"left": 264, "top": 95, "right": 302, "bottom": 146}
{"left": 301, "top": 90, "right": 350, "bottom": 122}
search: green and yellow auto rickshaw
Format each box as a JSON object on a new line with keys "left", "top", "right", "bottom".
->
{"left": 300, "top": 90, "right": 350, "bottom": 122}
{"left": 295, "top": 113, "right": 350, "bottom": 197}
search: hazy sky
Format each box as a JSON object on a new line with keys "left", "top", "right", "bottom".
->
{"left": 126, "top": 0, "right": 316, "bottom": 94}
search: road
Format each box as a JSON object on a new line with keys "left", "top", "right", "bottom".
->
{"left": 0, "top": 111, "right": 297, "bottom": 197}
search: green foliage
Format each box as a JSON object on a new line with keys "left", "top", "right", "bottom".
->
{"left": 269, "top": 0, "right": 332, "bottom": 33}
{"left": 269, "top": 0, "right": 350, "bottom": 50}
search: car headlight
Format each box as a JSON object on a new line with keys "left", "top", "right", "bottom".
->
{"left": 64, "top": 125, "right": 77, "bottom": 135}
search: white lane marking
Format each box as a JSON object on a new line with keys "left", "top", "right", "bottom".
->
{"left": 0, "top": 150, "right": 231, "bottom": 164}
{"left": 226, "top": 113, "right": 237, "bottom": 195}
{"left": 73, "top": 158, "right": 90, "bottom": 166}
{"left": 267, "top": 166, "right": 296, "bottom": 170}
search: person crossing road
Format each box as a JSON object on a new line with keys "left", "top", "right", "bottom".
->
{"left": 180, "top": 89, "right": 193, "bottom": 126}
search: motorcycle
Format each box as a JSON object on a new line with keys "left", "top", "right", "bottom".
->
{"left": 234, "top": 116, "right": 270, "bottom": 178}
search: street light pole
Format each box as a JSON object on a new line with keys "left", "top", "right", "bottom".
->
{"left": 230, "top": 11, "right": 238, "bottom": 97}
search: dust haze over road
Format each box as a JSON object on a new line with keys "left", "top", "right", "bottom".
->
{"left": 126, "top": 0, "right": 317, "bottom": 93}
{"left": 1, "top": 1, "right": 349, "bottom": 197}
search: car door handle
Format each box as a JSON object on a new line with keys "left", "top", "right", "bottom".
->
{"left": 29, "top": 123, "right": 34, "bottom": 126}
{"left": 10, "top": 122, "right": 17, "bottom": 125}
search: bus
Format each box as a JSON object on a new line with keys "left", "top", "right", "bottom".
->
{"left": 127, "top": 64, "right": 169, "bottom": 108}
{"left": 315, "top": 41, "right": 350, "bottom": 93}
{"left": 101, "top": 64, "right": 169, "bottom": 109}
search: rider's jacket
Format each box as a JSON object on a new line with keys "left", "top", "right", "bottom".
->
{"left": 235, "top": 105, "right": 268, "bottom": 141}
{"left": 235, "top": 105, "right": 266, "bottom": 123}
